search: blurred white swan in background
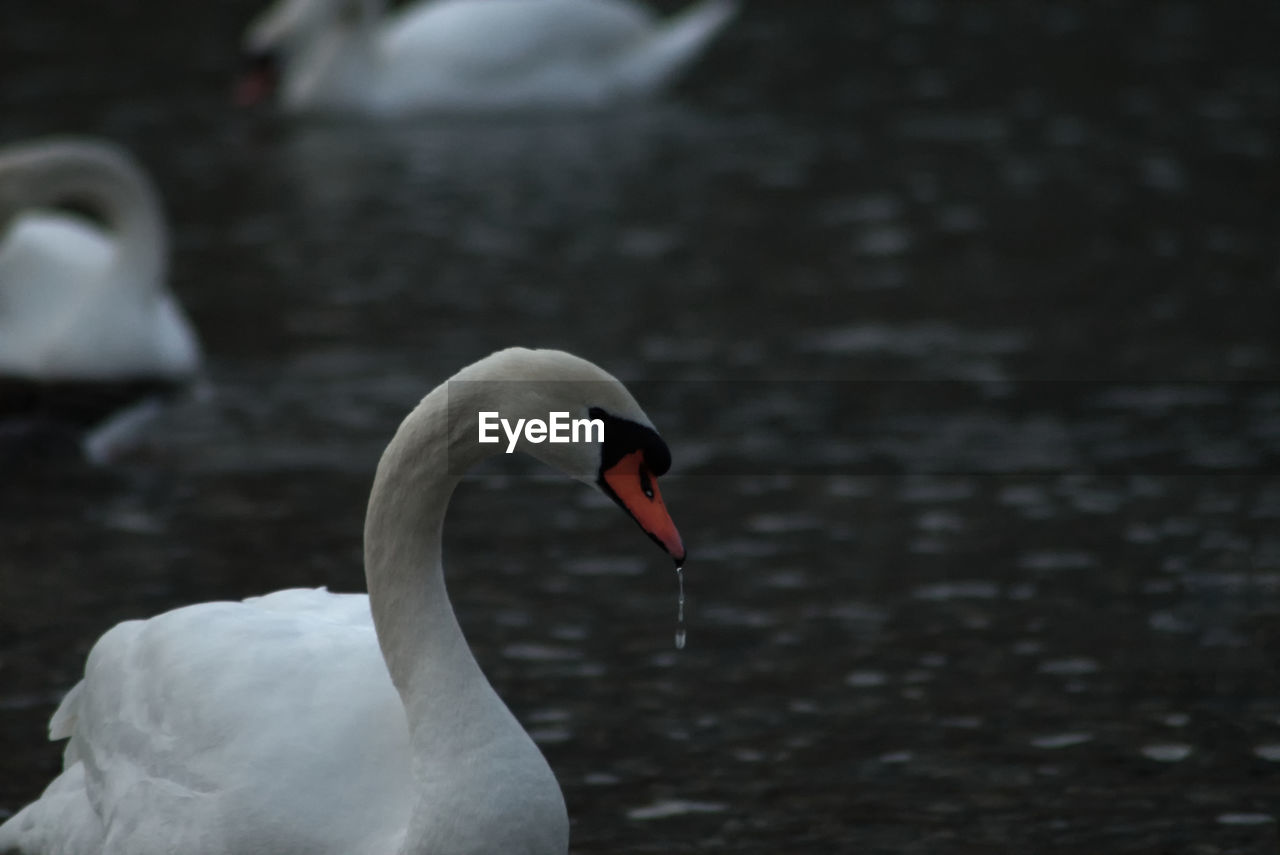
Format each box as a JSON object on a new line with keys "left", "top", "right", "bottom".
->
{"left": 237, "top": 0, "right": 739, "bottom": 114}
{"left": 0, "top": 138, "right": 201, "bottom": 383}
{"left": 0, "top": 347, "right": 685, "bottom": 855}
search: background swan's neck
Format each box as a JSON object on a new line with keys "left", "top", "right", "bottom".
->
{"left": 280, "top": 16, "right": 380, "bottom": 110}
{"left": 0, "top": 141, "right": 167, "bottom": 290}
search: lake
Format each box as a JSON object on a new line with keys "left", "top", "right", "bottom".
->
{"left": 2, "top": 1, "right": 1278, "bottom": 851}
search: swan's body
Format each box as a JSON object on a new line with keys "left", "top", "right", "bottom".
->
{"left": 0, "top": 139, "right": 201, "bottom": 382}
{"left": 240, "top": 0, "right": 738, "bottom": 114}
{"left": 0, "top": 348, "right": 684, "bottom": 855}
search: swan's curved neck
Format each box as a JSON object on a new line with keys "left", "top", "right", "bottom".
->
{"left": 361, "top": 351, "right": 632, "bottom": 853}
{"left": 0, "top": 142, "right": 166, "bottom": 289}
{"left": 362, "top": 381, "right": 500, "bottom": 750}
{"left": 279, "top": 8, "right": 381, "bottom": 110}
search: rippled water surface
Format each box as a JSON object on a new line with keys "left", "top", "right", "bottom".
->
{"left": 3, "top": 1, "right": 1279, "bottom": 852}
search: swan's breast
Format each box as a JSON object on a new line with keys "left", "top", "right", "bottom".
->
{"left": 0, "top": 212, "right": 115, "bottom": 290}
{"left": 0, "top": 211, "right": 199, "bottom": 380}
{"left": 0, "top": 214, "right": 117, "bottom": 376}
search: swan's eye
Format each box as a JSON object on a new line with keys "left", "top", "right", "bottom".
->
{"left": 639, "top": 467, "right": 654, "bottom": 500}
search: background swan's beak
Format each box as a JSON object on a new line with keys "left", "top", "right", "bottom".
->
{"left": 234, "top": 51, "right": 279, "bottom": 106}
{"left": 601, "top": 450, "right": 685, "bottom": 565}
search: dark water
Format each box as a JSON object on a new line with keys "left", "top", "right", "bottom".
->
{"left": 3, "top": 1, "right": 1280, "bottom": 852}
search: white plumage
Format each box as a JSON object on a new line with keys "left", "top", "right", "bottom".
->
{"left": 0, "top": 348, "right": 685, "bottom": 855}
{"left": 17, "top": 591, "right": 411, "bottom": 855}
{"left": 241, "top": 0, "right": 739, "bottom": 114}
{"left": 0, "top": 138, "right": 201, "bottom": 382}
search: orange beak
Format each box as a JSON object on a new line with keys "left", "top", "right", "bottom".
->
{"left": 601, "top": 450, "right": 685, "bottom": 565}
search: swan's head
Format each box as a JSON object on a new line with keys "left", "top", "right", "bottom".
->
{"left": 453, "top": 348, "right": 685, "bottom": 565}
{"left": 239, "top": 0, "right": 316, "bottom": 104}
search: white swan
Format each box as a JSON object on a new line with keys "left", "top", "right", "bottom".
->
{"left": 0, "top": 347, "right": 685, "bottom": 855}
{"left": 237, "top": 0, "right": 739, "bottom": 114}
{"left": 0, "top": 138, "right": 201, "bottom": 383}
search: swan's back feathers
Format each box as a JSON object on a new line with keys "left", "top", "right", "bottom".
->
{"left": 384, "top": 0, "right": 655, "bottom": 68}
{"left": 244, "top": 586, "right": 374, "bottom": 623}
{"left": 272, "top": 0, "right": 737, "bottom": 112}
{"left": 373, "top": 0, "right": 654, "bottom": 109}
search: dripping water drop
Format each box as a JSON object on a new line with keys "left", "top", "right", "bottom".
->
{"left": 674, "top": 564, "right": 686, "bottom": 650}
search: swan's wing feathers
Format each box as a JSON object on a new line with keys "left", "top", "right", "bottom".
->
{"left": 46, "top": 594, "right": 410, "bottom": 855}
{"left": 384, "top": 0, "right": 653, "bottom": 76}
{"left": 0, "top": 762, "right": 106, "bottom": 855}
